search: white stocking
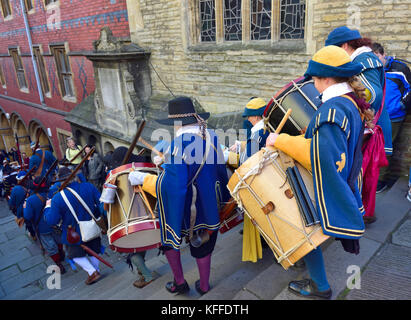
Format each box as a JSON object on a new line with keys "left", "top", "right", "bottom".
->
{"left": 73, "top": 257, "right": 96, "bottom": 276}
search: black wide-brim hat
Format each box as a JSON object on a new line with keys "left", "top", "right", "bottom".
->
{"left": 106, "top": 146, "right": 151, "bottom": 170}
{"left": 156, "top": 96, "right": 210, "bottom": 126}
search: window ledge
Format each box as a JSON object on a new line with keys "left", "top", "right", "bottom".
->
{"left": 19, "top": 87, "right": 29, "bottom": 94}
{"left": 62, "top": 95, "right": 77, "bottom": 103}
{"left": 3, "top": 15, "right": 13, "bottom": 22}
{"left": 187, "top": 40, "right": 306, "bottom": 53}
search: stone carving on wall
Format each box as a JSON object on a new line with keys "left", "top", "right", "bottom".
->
{"left": 86, "top": 27, "right": 151, "bottom": 138}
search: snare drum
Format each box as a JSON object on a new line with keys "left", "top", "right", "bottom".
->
{"left": 227, "top": 147, "right": 329, "bottom": 270}
{"left": 105, "top": 162, "right": 161, "bottom": 253}
{"left": 264, "top": 77, "right": 321, "bottom": 135}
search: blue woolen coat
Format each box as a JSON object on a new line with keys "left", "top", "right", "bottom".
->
{"left": 44, "top": 181, "right": 102, "bottom": 245}
{"left": 306, "top": 96, "right": 365, "bottom": 239}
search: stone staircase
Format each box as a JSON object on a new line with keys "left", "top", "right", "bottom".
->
{"left": 1, "top": 177, "right": 410, "bottom": 300}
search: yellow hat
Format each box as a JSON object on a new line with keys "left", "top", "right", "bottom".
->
{"left": 243, "top": 98, "right": 267, "bottom": 117}
{"left": 305, "top": 45, "right": 363, "bottom": 78}
{"left": 312, "top": 45, "right": 351, "bottom": 67}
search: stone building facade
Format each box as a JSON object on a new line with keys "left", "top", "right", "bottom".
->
{"left": 126, "top": 0, "right": 411, "bottom": 178}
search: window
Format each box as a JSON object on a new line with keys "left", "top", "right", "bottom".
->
{"left": 200, "top": 0, "right": 216, "bottom": 42}
{"left": 0, "top": 62, "right": 5, "bottom": 87}
{"left": 24, "top": 0, "right": 33, "bottom": 11}
{"left": 45, "top": 0, "right": 58, "bottom": 5}
{"left": 56, "top": 128, "right": 72, "bottom": 158}
{"left": 50, "top": 46, "right": 75, "bottom": 99}
{"left": 33, "top": 47, "right": 50, "bottom": 96}
{"left": 9, "top": 49, "right": 28, "bottom": 90}
{"left": 224, "top": 0, "right": 242, "bottom": 41}
{"left": 1, "top": 0, "right": 11, "bottom": 18}
{"left": 197, "top": 0, "right": 305, "bottom": 43}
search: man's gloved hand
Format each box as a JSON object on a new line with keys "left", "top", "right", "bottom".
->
{"left": 128, "top": 171, "right": 148, "bottom": 186}
{"left": 153, "top": 155, "right": 164, "bottom": 166}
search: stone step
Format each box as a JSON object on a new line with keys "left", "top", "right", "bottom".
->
{"left": 199, "top": 246, "right": 275, "bottom": 300}
{"left": 145, "top": 224, "right": 246, "bottom": 300}
{"left": 273, "top": 237, "right": 381, "bottom": 300}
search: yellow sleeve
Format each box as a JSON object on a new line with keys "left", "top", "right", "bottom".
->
{"left": 274, "top": 134, "right": 312, "bottom": 171}
{"left": 142, "top": 173, "right": 158, "bottom": 198}
{"left": 240, "top": 141, "right": 246, "bottom": 152}
{"left": 227, "top": 151, "right": 240, "bottom": 168}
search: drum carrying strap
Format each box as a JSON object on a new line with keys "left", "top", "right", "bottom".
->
{"left": 188, "top": 130, "right": 212, "bottom": 242}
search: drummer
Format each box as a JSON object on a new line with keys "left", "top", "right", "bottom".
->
{"left": 128, "top": 96, "right": 230, "bottom": 295}
{"left": 266, "top": 45, "right": 372, "bottom": 299}
{"left": 225, "top": 97, "right": 270, "bottom": 263}
{"left": 225, "top": 97, "right": 269, "bottom": 167}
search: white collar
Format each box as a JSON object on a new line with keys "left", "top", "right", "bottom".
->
{"left": 351, "top": 46, "right": 372, "bottom": 61}
{"left": 251, "top": 119, "right": 264, "bottom": 133}
{"left": 176, "top": 125, "right": 201, "bottom": 137}
{"left": 321, "top": 82, "right": 353, "bottom": 103}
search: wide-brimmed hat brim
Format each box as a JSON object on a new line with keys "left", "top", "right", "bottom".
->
{"left": 155, "top": 112, "right": 210, "bottom": 126}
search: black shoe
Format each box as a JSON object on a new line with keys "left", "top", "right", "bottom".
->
{"left": 195, "top": 280, "right": 210, "bottom": 295}
{"left": 376, "top": 181, "right": 388, "bottom": 194}
{"left": 165, "top": 280, "right": 190, "bottom": 295}
{"left": 288, "top": 279, "right": 332, "bottom": 300}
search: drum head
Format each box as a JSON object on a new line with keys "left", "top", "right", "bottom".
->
{"left": 109, "top": 219, "right": 161, "bottom": 253}
{"left": 264, "top": 77, "right": 321, "bottom": 135}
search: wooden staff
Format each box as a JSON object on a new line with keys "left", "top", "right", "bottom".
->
{"left": 121, "top": 120, "right": 146, "bottom": 166}
{"left": 17, "top": 165, "right": 37, "bottom": 185}
{"left": 58, "top": 147, "right": 95, "bottom": 192}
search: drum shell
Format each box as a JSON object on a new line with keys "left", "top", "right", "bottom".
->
{"left": 265, "top": 78, "right": 321, "bottom": 135}
{"left": 106, "top": 163, "right": 161, "bottom": 252}
{"left": 227, "top": 147, "right": 329, "bottom": 269}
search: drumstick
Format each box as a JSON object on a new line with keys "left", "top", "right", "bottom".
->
{"left": 137, "top": 185, "right": 155, "bottom": 219}
{"left": 275, "top": 109, "right": 292, "bottom": 134}
{"left": 139, "top": 137, "right": 163, "bottom": 158}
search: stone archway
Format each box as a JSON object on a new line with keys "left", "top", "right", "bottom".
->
{"left": 28, "top": 120, "right": 56, "bottom": 157}
{"left": 10, "top": 113, "right": 31, "bottom": 158}
{"left": 0, "top": 109, "right": 13, "bottom": 153}
{"left": 103, "top": 141, "right": 115, "bottom": 155}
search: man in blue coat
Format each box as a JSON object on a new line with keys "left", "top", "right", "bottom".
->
{"left": 44, "top": 169, "right": 104, "bottom": 285}
{"left": 325, "top": 26, "right": 393, "bottom": 156}
{"left": 24, "top": 177, "right": 66, "bottom": 274}
{"left": 29, "top": 142, "right": 57, "bottom": 178}
{"left": 128, "top": 96, "right": 230, "bottom": 295}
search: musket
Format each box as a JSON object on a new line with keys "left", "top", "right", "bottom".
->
{"left": 17, "top": 165, "right": 37, "bottom": 185}
{"left": 15, "top": 133, "right": 23, "bottom": 168}
{"left": 58, "top": 147, "right": 95, "bottom": 192}
{"left": 33, "top": 129, "right": 42, "bottom": 153}
{"left": 33, "top": 159, "right": 58, "bottom": 193}
{"left": 61, "top": 145, "right": 87, "bottom": 166}
{"left": 121, "top": 120, "right": 146, "bottom": 166}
